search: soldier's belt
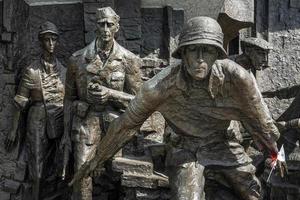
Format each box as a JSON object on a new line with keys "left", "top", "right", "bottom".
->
{"left": 173, "top": 131, "right": 227, "bottom": 152}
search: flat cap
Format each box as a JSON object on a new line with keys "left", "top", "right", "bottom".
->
{"left": 241, "top": 37, "right": 273, "bottom": 50}
{"left": 39, "top": 21, "right": 59, "bottom": 36}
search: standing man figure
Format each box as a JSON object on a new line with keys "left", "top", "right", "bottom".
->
{"left": 5, "top": 21, "right": 65, "bottom": 200}
{"left": 72, "top": 16, "right": 281, "bottom": 200}
{"left": 62, "top": 7, "right": 142, "bottom": 200}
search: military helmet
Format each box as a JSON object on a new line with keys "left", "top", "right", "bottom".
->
{"left": 96, "top": 7, "right": 120, "bottom": 23}
{"left": 172, "top": 16, "right": 227, "bottom": 59}
{"left": 38, "top": 21, "right": 59, "bottom": 36}
{"left": 241, "top": 37, "right": 273, "bottom": 51}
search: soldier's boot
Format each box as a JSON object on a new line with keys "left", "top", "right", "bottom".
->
{"left": 221, "top": 164, "right": 261, "bottom": 200}
{"left": 168, "top": 161, "right": 206, "bottom": 200}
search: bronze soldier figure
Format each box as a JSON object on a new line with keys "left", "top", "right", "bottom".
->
{"left": 235, "top": 37, "right": 273, "bottom": 75}
{"left": 4, "top": 21, "right": 65, "bottom": 200}
{"left": 72, "top": 16, "right": 281, "bottom": 200}
{"left": 230, "top": 37, "right": 273, "bottom": 150}
{"left": 62, "top": 7, "right": 142, "bottom": 200}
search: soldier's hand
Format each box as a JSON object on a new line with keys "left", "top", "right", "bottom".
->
{"left": 87, "top": 83, "right": 111, "bottom": 104}
{"left": 275, "top": 121, "right": 287, "bottom": 131}
{"left": 265, "top": 158, "right": 288, "bottom": 178}
{"left": 4, "top": 129, "right": 17, "bottom": 151}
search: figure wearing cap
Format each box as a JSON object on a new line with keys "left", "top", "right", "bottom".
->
{"left": 230, "top": 37, "right": 273, "bottom": 151}
{"left": 235, "top": 37, "right": 273, "bottom": 73}
{"left": 61, "top": 7, "right": 142, "bottom": 200}
{"left": 4, "top": 21, "right": 65, "bottom": 200}
{"left": 71, "top": 16, "right": 281, "bottom": 200}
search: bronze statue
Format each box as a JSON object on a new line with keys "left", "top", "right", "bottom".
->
{"left": 235, "top": 37, "right": 273, "bottom": 74}
{"left": 62, "top": 7, "right": 142, "bottom": 200}
{"left": 231, "top": 37, "right": 273, "bottom": 150}
{"left": 71, "top": 16, "right": 282, "bottom": 200}
{"left": 4, "top": 21, "right": 65, "bottom": 200}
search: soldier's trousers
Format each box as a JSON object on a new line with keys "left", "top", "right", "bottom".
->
{"left": 73, "top": 142, "right": 95, "bottom": 200}
{"left": 26, "top": 105, "right": 51, "bottom": 200}
{"left": 167, "top": 162, "right": 261, "bottom": 200}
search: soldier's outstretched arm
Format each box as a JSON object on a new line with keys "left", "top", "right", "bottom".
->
{"left": 233, "top": 68, "right": 279, "bottom": 154}
{"left": 70, "top": 79, "right": 164, "bottom": 185}
{"left": 276, "top": 118, "right": 300, "bottom": 131}
{"left": 262, "top": 85, "right": 300, "bottom": 99}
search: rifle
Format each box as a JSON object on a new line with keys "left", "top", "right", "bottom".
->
{"left": 62, "top": 145, "right": 70, "bottom": 180}
{"left": 69, "top": 121, "right": 137, "bottom": 186}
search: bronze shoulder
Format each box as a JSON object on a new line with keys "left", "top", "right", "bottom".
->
{"left": 216, "top": 59, "right": 252, "bottom": 83}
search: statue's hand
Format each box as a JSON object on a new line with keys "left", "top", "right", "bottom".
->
{"left": 5, "top": 129, "right": 17, "bottom": 151}
{"left": 275, "top": 121, "right": 287, "bottom": 131}
{"left": 265, "top": 156, "right": 288, "bottom": 178}
{"left": 87, "top": 83, "right": 111, "bottom": 104}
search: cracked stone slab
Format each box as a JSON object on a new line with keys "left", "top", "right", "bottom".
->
{"left": 121, "top": 171, "right": 169, "bottom": 189}
{"left": 112, "top": 156, "right": 153, "bottom": 176}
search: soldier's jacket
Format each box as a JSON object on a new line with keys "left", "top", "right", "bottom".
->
{"left": 12, "top": 57, "right": 65, "bottom": 184}
{"left": 64, "top": 39, "right": 142, "bottom": 145}
{"left": 122, "top": 59, "right": 280, "bottom": 167}
{"left": 15, "top": 58, "right": 65, "bottom": 107}
{"left": 15, "top": 58, "right": 65, "bottom": 139}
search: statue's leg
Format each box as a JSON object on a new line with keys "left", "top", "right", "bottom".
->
{"left": 221, "top": 163, "right": 261, "bottom": 200}
{"left": 167, "top": 161, "right": 206, "bottom": 200}
{"left": 26, "top": 105, "right": 48, "bottom": 200}
{"left": 73, "top": 142, "right": 94, "bottom": 200}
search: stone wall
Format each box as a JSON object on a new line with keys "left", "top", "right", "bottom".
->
{"left": 141, "top": 0, "right": 224, "bottom": 22}
{"left": 256, "top": 0, "right": 300, "bottom": 119}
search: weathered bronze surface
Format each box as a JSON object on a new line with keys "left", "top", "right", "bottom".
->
{"left": 4, "top": 21, "right": 65, "bottom": 200}
{"left": 235, "top": 37, "right": 273, "bottom": 74}
{"left": 72, "top": 16, "right": 280, "bottom": 200}
{"left": 62, "top": 7, "right": 142, "bottom": 200}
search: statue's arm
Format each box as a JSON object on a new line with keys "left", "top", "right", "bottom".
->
{"left": 5, "top": 68, "right": 32, "bottom": 150}
{"left": 107, "top": 56, "right": 143, "bottom": 109}
{"left": 233, "top": 69, "right": 279, "bottom": 154}
{"left": 262, "top": 85, "right": 300, "bottom": 99}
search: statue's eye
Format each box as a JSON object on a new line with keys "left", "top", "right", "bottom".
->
{"left": 107, "top": 23, "right": 114, "bottom": 27}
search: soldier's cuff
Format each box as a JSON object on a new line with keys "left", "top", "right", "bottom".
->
{"left": 14, "top": 95, "right": 29, "bottom": 110}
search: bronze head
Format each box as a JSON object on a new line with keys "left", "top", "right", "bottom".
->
{"left": 241, "top": 37, "right": 273, "bottom": 69}
{"left": 38, "top": 21, "right": 59, "bottom": 54}
{"left": 96, "top": 7, "right": 120, "bottom": 43}
{"left": 173, "top": 16, "right": 227, "bottom": 81}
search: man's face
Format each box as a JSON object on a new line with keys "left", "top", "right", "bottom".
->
{"left": 248, "top": 47, "right": 269, "bottom": 69}
{"left": 182, "top": 44, "right": 218, "bottom": 81}
{"left": 96, "top": 18, "right": 119, "bottom": 42}
{"left": 40, "top": 33, "right": 58, "bottom": 54}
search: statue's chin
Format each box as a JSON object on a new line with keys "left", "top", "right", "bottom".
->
{"left": 193, "top": 74, "right": 207, "bottom": 81}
